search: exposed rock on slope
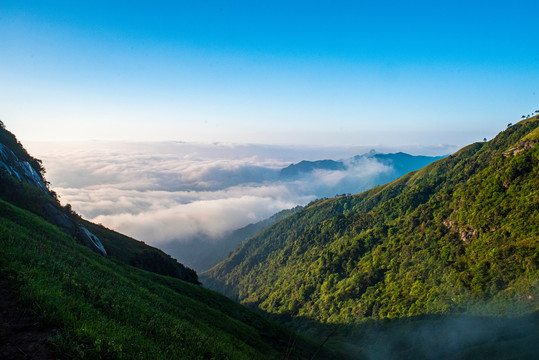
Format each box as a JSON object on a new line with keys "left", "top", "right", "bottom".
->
{"left": 0, "top": 122, "right": 107, "bottom": 256}
{"left": 0, "top": 143, "right": 49, "bottom": 193}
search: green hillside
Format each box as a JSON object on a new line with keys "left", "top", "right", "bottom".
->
{"left": 0, "top": 197, "right": 325, "bottom": 359}
{"left": 0, "top": 122, "right": 331, "bottom": 359}
{"left": 203, "top": 117, "right": 539, "bottom": 326}
{"left": 82, "top": 220, "right": 200, "bottom": 283}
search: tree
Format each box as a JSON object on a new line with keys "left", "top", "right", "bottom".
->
{"left": 483, "top": 138, "right": 487, "bottom": 142}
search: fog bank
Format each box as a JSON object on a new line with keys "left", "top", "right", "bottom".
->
{"left": 27, "top": 141, "right": 455, "bottom": 252}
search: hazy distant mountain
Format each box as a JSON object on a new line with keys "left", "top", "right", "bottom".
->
{"left": 163, "top": 206, "right": 302, "bottom": 272}
{"left": 280, "top": 151, "right": 444, "bottom": 181}
{"left": 280, "top": 159, "right": 346, "bottom": 178}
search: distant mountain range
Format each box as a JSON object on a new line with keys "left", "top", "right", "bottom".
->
{"left": 277, "top": 150, "right": 446, "bottom": 200}
{"left": 280, "top": 151, "right": 445, "bottom": 181}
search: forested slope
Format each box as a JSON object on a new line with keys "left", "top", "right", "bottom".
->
{"left": 204, "top": 116, "right": 539, "bottom": 324}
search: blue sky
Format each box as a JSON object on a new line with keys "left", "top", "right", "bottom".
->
{"left": 1, "top": 0, "right": 538, "bottom": 146}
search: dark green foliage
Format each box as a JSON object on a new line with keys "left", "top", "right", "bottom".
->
{"left": 0, "top": 198, "right": 321, "bottom": 359}
{"left": 83, "top": 221, "right": 200, "bottom": 284}
{"left": 204, "top": 117, "right": 539, "bottom": 326}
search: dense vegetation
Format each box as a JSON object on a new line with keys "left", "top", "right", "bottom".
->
{"left": 83, "top": 221, "right": 199, "bottom": 284}
{"left": 204, "top": 117, "right": 538, "bottom": 325}
{"left": 0, "top": 198, "right": 325, "bottom": 359}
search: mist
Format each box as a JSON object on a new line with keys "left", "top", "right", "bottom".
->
{"left": 27, "top": 141, "right": 455, "bottom": 264}
{"left": 335, "top": 313, "right": 539, "bottom": 360}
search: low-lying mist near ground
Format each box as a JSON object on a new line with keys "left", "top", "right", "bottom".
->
{"left": 314, "top": 313, "right": 539, "bottom": 360}
{"left": 27, "top": 141, "right": 456, "bottom": 267}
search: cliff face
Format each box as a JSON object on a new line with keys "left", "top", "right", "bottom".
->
{"left": 0, "top": 123, "right": 106, "bottom": 255}
{"left": 0, "top": 143, "right": 49, "bottom": 193}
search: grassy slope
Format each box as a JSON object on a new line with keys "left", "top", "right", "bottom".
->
{"left": 0, "top": 198, "right": 324, "bottom": 360}
{"left": 204, "top": 117, "right": 539, "bottom": 325}
{"left": 83, "top": 220, "right": 199, "bottom": 283}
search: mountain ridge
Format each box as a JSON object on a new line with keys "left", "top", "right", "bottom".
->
{"left": 280, "top": 152, "right": 444, "bottom": 181}
{"left": 0, "top": 121, "right": 327, "bottom": 358}
{"left": 203, "top": 116, "right": 538, "bottom": 324}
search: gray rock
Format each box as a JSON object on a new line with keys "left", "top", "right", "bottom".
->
{"left": 0, "top": 143, "right": 49, "bottom": 193}
{"left": 78, "top": 225, "right": 107, "bottom": 256}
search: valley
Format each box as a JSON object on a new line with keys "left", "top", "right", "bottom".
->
{"left": 1, "top": 116, "right": 537, "bottom": 359}
{"left": 3, "top": 2, "right": 538, "bottom": 358}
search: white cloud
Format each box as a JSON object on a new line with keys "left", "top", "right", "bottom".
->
{"left": 28, "top": 141, "right": 448, "bottom": 247}
{"left": 93, "top": 195, "right": 295, "bottom": 243}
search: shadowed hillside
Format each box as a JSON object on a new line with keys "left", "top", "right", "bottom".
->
{"left": 0, "top": 122, "right": 328, "bottom": 359}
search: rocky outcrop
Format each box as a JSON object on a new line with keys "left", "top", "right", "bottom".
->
{"left": 0, "top": 128, "right": 107, "bottom": 257}
{"left": 503, "top": 140, "right": 537, "bottom": 157}
{"left": 459, "top": 227, "right": 476, "bottom": 244}
{"left": 78, "top": 226, "right": 107, "bottom": 256}
{"left": 42, "top": 202, "right": 76, "bottom": 235}
{"left": 0, "top": 143, "right": 49, "bottom": 193}
{"left": 443, "top": 219, "right": 476, "bottom": 244}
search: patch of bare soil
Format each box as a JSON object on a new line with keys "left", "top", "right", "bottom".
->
{"left": 0, "top": 276, "right": 57, "bottom": 360}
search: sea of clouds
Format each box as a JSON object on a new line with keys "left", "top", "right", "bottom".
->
{"left": 27, "top": 141, "right": 456, "bottom": 249}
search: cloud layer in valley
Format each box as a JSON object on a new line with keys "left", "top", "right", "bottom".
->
{"left": 27, "top": 141, "right": 455, "bottom": 250}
